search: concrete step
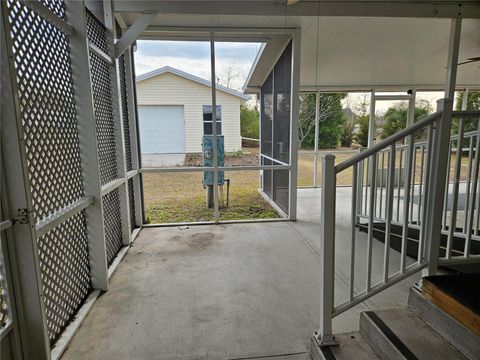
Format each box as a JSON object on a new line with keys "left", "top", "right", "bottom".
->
{"left": 408, "top": 286, "right": 480, "bottom": 360}
{"left": 310, "top": 332, "right": 380, "bottom": 360}
{"left": 360, "top": 308, "right": 467, "bottom": 360}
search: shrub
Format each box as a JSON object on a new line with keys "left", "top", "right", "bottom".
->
{"left": 240, "top": 105, "right": 259, "bottom": 139}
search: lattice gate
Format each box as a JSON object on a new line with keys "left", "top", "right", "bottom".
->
{"left": 0, "top": 0, "right": 142, "bottom": 357}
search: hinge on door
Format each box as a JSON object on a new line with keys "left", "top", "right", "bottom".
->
{"left": 0, "top": 209, "right": 29, "bottom": 231}
{"left": 16, "top": 208, "right": 29, "bottom": 224}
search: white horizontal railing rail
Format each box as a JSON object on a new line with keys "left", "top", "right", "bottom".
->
{"left": 316, "top": 105, "right": 480, "bottom": 346}
{"left": 356, "top": 111, "right": 480, "bottom": 261}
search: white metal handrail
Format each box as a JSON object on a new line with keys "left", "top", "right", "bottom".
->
{"left": 356, "top": 112, "right": 480, "bottom": 258}
{"left": 316, "top": 105, "right": 480, "bottom": 345}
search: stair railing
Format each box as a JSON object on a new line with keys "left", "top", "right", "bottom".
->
{"left": 317, "top": 99, "right": 480, "bottom": 345}
{"left": 318, "top": 102, "right": 446, "bottom": 346}
{"left": 355, "top": 111, "right": 480, "bottom": 261}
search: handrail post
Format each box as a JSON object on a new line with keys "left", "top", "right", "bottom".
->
{"left": 424, "top": 100, "right": 454, "bottom": 276}
{"left": 316, "top": 154, "right": 337, "bottom": 346}
{"left": 356, "top": 147, "right": 364, "bottom": 224}
{"left": 424, "top": 18, "right": 461, "bottom": 276}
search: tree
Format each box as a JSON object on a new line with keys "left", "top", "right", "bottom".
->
{"left": 217, "top": 64, "right": 246, "bottom": 90}
{"left": 340, "top": 121, "right": 355, "bottom": 147}
{"left": 298, "top": 93, "right": 347, "bottom": 149}
{"left": 381, "top": 103, "right": 430, "bottom": 139}
{"left": 355, "top": 115, "right": 369, "bottom": 147}
{"left": 456, "top": 91, "right": 480, "bottom": 111}
{"left": 240, "top": 105, "right": 259, "bottom": 139}
{"left": 452, "top": 91, "right": 480, "bottom": 137}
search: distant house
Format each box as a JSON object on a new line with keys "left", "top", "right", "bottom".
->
{"left": 136, "top": 66, "right": 249, "bottom": 163}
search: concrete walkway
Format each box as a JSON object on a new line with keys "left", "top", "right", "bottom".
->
{"left": 62, "top": 188, "right": 419, "bottom": 360}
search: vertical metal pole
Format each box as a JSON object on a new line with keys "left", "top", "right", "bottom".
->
{"left": 125, "top": 46, "right": 144, "bottom": 227}
{"left": 406, "top": 90, "right": 416, "bottom": 127}
{"left": 349, "top": 164, "right": 357, "bottom": 301}
{"left": 418, "top": 124, "right": 434, "bottom": 263}
{"left": 447, "top": 118, "right": 464, "bottom": 258}
{"left": 1, "top": 5, "right": 50, "bottom": 357}
{"left": 357, "top": 149, "right": 365, "bottom": 221}
{"left": 104, "top": 0, "right": 132, "bottom": 243}
{"left": 317, "top": 154, "right": 336, "bottom": 346}
{"left": 289, "top": 29, "right": 301, "bottom": 220}
{"left": 366, "top": 154, "right": 377, "bottom": 292}
{"left": 313, "top": 91, "right": 320, "bottom": 187}
{"left": 66, "top": 0, "right": 108, "bottom": 290}
{"left": 406, "top": 90, "right": 417, "bottom": 224}
{"left": 462, "top": 88, "right": 469, "bottom": 110}
{"left": 464, "top": 132, "right": 480, "bottom": 257}
{"left": 368, "top": 91, "right": 376, "bottom": 148}
{"left": 383, "top": 144, "right": 396, "bottom": 282}
{"left": 210, "top": 32, "right": 220, "bottom": 222}
{"left": 400, "top": 139, "right": 414, "bottom": 273}
{"left": 424, "top": 19, "right": 461, "bottom": 276}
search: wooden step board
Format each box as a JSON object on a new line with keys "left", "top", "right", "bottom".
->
{"left": 422, "top": 273, "right": 480, "bottom": 337}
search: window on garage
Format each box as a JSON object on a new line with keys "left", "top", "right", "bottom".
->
{"left": 203, "top": 105, "right": 222, "bottom": 135}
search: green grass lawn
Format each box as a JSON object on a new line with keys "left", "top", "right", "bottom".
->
{"left": 143, "top": 170, "right": 280, "bottom": 223}
{"left": 143, "top": 147, "right": 359, "bottom": 224}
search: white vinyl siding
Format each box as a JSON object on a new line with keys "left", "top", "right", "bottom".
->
{"left": 136, "top": 72, "right": 242, "bottom": 153}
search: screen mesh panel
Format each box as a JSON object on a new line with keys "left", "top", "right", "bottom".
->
{"left": 128, "top": 179, "right": 136, "bottom": 232}
{"left": 261, "top": 72, "right": 274, "bottom": 158}
{"left": 273, "top": 42, "right": 292, "bottom": 164}
{"left": 260, "top": 41, "right": 292, "bottom": 214}
{"left": 119, "top": 54, "right": 133, "bottom": 171}
{"left": 37, "top": 212, "right": 90, "bottom": 344}
{"left": 6, "top": 0, "right": 92, "bottom": 345}
{"left": 103, "top": 189, "right": 123, "bottom": 265}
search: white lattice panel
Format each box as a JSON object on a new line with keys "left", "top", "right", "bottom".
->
{"left": 102, "top": 189, "right": 123, "bottom": 265}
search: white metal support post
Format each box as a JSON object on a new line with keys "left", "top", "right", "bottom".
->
{"left": 125, "top": 46, "right": 144, "bottom": 227}
{"left": 462, "top": 88, "right": 469, "bottom": 110}
{"left": 66, "top": 0, "right": 109, "bottom": 290}
{"left": 104, "top": 0, "right": 132, "bottom": 244}
{"left": 316, "top": 154, "right": 337, "bottom": 346}
{"left": 406, "top": 90, "right": 417, "bottom": 127}
{"left": 424, "top": 18, "right": 462, "bottom": 276}
{"left": 210, "top": 31, "right": 220, "bottom": 222}
{"left": 313, "top": 91, "right": 320, "bottom": 187}
{"left": 368, "top": 91, "right": 376, "bottom": 148}
{"left": 1, "top": 4, "right": 50, "bottom": 357}
{"left": 289, "top": 29, "right": 301, "bottom": 220}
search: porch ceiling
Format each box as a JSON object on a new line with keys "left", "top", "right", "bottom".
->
{"left": 112, "top": 3, "right": 480, "bottom": 92}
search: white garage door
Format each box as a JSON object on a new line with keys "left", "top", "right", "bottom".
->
{"left": 138, "top": 105, "right": 185, "bottom": 154}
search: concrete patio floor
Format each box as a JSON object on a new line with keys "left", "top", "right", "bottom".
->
{"left": 62, "top": 188, "right": 419, "bottom": 360}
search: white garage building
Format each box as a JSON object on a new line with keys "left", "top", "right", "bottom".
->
{"left": 136, "top": 66, "right": 249, "bottom": 162}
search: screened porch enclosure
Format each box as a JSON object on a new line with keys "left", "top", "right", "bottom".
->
{"left": 1, "top": 1, "right": 479, "bottom": 360}
{"left": 0, "top": 1, "right": 300, "bottom": 358}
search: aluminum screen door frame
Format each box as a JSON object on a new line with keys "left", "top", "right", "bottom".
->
{"left": 260, "top": 40, "right": 297, "bottom": 217}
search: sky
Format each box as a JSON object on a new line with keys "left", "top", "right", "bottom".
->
{"left": 134, "top": 40, "right": 446, "bottom": 115}
{"left": 135, "top": 40, "right": 262, "bottom": 91}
